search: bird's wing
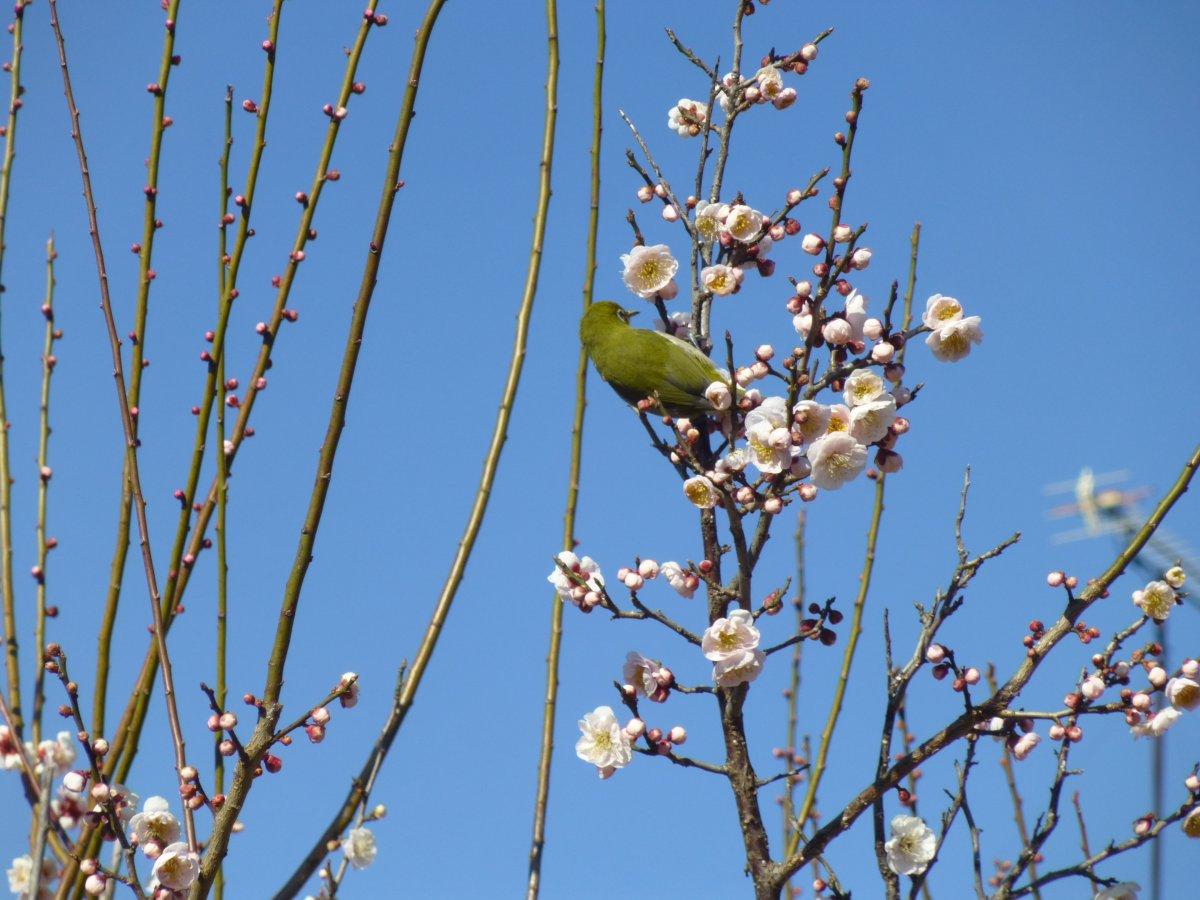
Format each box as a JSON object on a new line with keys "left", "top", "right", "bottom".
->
{"left": 643, "top": 330, "right": 723, "bottom": 412}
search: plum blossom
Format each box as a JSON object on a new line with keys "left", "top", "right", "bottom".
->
{"left": 7, "top": 856, "right": 33, "bottom": 897}
{"left": 34, "top": 732, "right": 76, "bottom": 776}
{"left": 623, "top": 652, "right": 671, "bottom": 702}
{"left": 575, "top": 706, "right": 633, "bottom": 771}
{"left": 701, "top": 264, "right": 739, "bottom": 296}
{"left": 1, "top": 725, "right": 22, "bottom": 771}
{"left": 659, "top": 561, "right": 696, "bottom": 599}
{"left": 129, "top": 797, "right": 180, "bottom": 859}
{"left": 926, "top": 316, "right": 983, "bottom": 362}
{"left": 343, "top": 827, "right": 378, "bottom": 870}
{"left": 844, "top": 290, "right": 869, "bottom": 341}
{"left": 922, "top": 294, "right": 963, "bottom": 329}
{"left": 713, "top": 648, "right": 765, "bottom": 687}
{"left": 754, "top": 65, "right": 784, "bottom": 102}
{"left": 1165, "top": 565, "right": 1186, "bottom": 588}
{"left": 843, "top": 369, "right": 886, "bottom": 407}
{"left": 792, "top": 400, "right": 831, "bottom": 445}
{"left": 884, "top": 815, "right": 936, "bottom": 876}
{"left": 150, "top": 843, "right": 199, "bottom": 893}
{"left": 723, "top": 205, "right": 763, "bottom": 243}
{"left": 717, "top": 72, "right": 737, "bottom": 112}
{"left": 548, "top": 551, "right": 604, "bottom": 604}
{"left": 682, "top": 475, "right": 720, "bottom": 509}
{"left": 1133, "top": 580, "right": 1175, "bottom": 621}
{"left": 620, "top": 244, "right": 678, "bottom": 299}
{"left": 849, "top": 395, "right": 897, "bottom": 445}
{"left": 704, "top": 381, "right": 733, "bottom": 411}
{"left": 806, "top": 432, "right": 868, "bottom": 490}
{"left": 667, "top": 98, "right": 708, "bottom": 137}
{"left": 1166, "top": 677, "right": 1200, "bottom": 711}
{"left": 744, "top": 397, "right": 791, "bottom": 474}
{"left": 1131, "top": 706, "right": 1181, "bottom": 738}
{"left": 693, "top": 201, "right": 727, "bottom": 241}
{"left": 702, "top": 609, "right": 760, "bottom": 661}
{"left": 654, "top": 310, "right": 693, "bottom": 339}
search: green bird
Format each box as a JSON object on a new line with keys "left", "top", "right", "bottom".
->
{"left": 580, "top": 301, "right": 727, "bottom": 417}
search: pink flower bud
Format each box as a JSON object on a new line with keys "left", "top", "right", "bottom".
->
{"left": 63, "top": 770, "right": 87, "bottom": 793}
{"left": 832, "top": 224, "right": 853, "bottom": 243}
{"left": 623, "top": 572, "right": 645, "bottom": 591}
{"left": 312, "top": 706, "right": 331, "bottom": 726}
{"left": 870, "top": 342, "right": 895, "bottom": 363}
{"left": 84, "top": 874, "right": 107, "bottom": 896}
{"left": 638, "top": 560, "right": 659, "bottom": 579}
{"left": 657, "top": 280, "right": 679, "bottom": 301}
{"left": 800, "top": 43, "right": 819, "bottom": 61}
{"left": 646, "top": 728, "right": 663, "bottom": 743}
{"left": 799, "top": 483, "right": 818, "bottom": 502}
{"left": 1064, "top": 575, "right": 1078, "bottom": 589}
{"left": 79, "top": 859, "right": 98, "bottom": 876}
{"left": 963, "top": 667, "right": 981, "bottom": 685}
{"left": 925, "top": 644, "right": 946, "bottom": 664}
{"left": 661, "top": 204, "right": 679, "bottom": 223}
{"left": 90, "top": 783, "right": 110, "bottom": 801}
{"left": 764, "top": 497, "right": 783, "bottom": 515}
{"left": 625, "top": 718, "right": 645, "bottom": 739}
{"left": 1046, "top": 571, "right": 1065, "bottom": 588}
{"left": 1183, "top": 659, "right": 1200, "bottom": 679}
{"left": 306, "top": 724, "right": 326, "bottom": 743}
{"left": 180, "top": 765, "right": 197, "bottom": 782}
{"left": 1048, "top": 723, "right": 1065, "bottom": 740}
{"left": 822, "top": 318, "right": 852, "bottom": 346}
{"left": 851, "top": 248, "right": 872, "bottom": 269}
{"left": 800, "top": 233, "right": 825, "bottom": 255}
{"left": 794, "top": 280, "right": 813, "bottom": 298}
{"left": 735, "top": 486, "right": 755, "bottom": 505}
{"left": 786, "top": 188, "right": 803, "bottom": 205}
{"left": 1185, "top": 774, "right": 1200, "bottom": 792}
{"left": 1149, "top": 667, "right": 1168, "bottom": 689}
{"left": 1012, "top": 732, "right": 1040, "bottom": 761}
{"left": 668, "top": 726, "right": 687, "bottom": 745}
{"left": 756, "top": 344, "right": 775, "bottom": 361}
{"left": 597, "top": 765, "right": 616, "bottom": 780}
{"left": 1132, "top": 692, "right": 1151, "bottom": 710}
{"left": 1080, "top": 676, "right": 1105, "bottom": 700}
{"left": 218, "top": 712, "right": 238, "bottom": 730}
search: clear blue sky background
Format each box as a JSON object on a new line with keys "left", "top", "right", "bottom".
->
{"left": 1, "top": 1, "right": 1198, "bottom": 897}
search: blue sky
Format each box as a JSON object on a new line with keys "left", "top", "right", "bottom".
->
{"left": 1, "top": 1, "right": 1198, "bottom": 897}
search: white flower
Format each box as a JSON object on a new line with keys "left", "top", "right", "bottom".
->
{"left": 1131, "top": 706, "right": 1181, "bottom": 738}
{"left": 884, "top": 815, "right": 937, "bottom": 876}
{"left": 789, "top": 447, "right": 811, "bottom": 479}
{"left": 575, "top": 706, "right": 632, "bottom": 770}
{"left": 1094, "top": 883, "right": 1140, "bottom": 900}
{"left": 704, "top": 380, "right": 732, "bottom": 411}
{"left": 659, "top": 561, "right": 695, "bottom": 599}
{"left": 843, "top": 369, "right": 886, "bottom": 407}
{"left": 926, "top": 316, "right": 982, "bottom": 362}
{"left": 849, "top": 395, "right": 897, "bottom": 445}
{"left": 723, "top": 205, "right": 764, "bottom": 243}
{"left": 0, "top": 725, "right": 22, "bottom": 771}
{"left": 693, "top": 201, "right": 728, "bottom": 242}
{"left": 754, "top": 65, "right": 784, "bottom": 101}
{"left": 35, "top": 732, "right": 75, "bottom": 775}
{"left": 623, "top": 652, "right": 670, "bottom": 702}
{"left": 713, "top": 648, "right": 765, "bottom": 687}
{"left": 744, "top": 397, "right": 791, "bottom": 474}
{"left": 1165, "top": 565, "right": 1186, "bottom": 588}
{"left": 1166, "top": 677, "right": 1200, "bottom": 711}
{"left": 682, "top": 475, "right": 720, "bottom": 509}
{"left": 7, "top": 856, "right": 32, "bottom": 897}
{"left": 772, "top": 86, "right": 798, "bottom": 110}
{"left": 1133, "top": 580, "right": 1175, "bottom": 621}
{"left": 150, "top": 842, "right": 199, "bottom": 892}
{"left": 922, "top": 294, "right": 963, "bottom": 330}
{"left": 701, "top": 264, "right": 738, "bottom": 296}
{"left": 548, "top": 551, "right": 604, "bottom": 603}
{"left": 667, "top": 98, "right": 708, "bottom": 137}
{"left": 702, "top": 608, "right": 760, "bottom": 662}
{"left": 792, "top": 401, "right": 831, "bottom": 445}
{"left": 129, "top": 796, "right": 181, "bottom": 858}
{"left": 620, "top": 244, "right": 678, "bottom": 299}
{"left": 343, "top": 827, "right": 378, "bottom": 870}
{"left": 806, "top": 432, "right": 868, "bottom": 490}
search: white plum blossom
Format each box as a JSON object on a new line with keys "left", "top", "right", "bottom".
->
{"left": 150, "top": 843, "right": 199, "bottom": 893}
{"left": 623, "top": 652, "right": 670, "bottom": 703}
{"left": 7, "top": 856, "right": 33, "bottom": 897}
{"left": 773, "top": 87, "right": 797, "bottom": 110}
{"left": 702, "top": 608, "right": 760, "bottom": 661}
{"left": 754, "top": 65, "right": 784, "bottom": 101}
{"left": 744, "top": 397, "right": 791, "bottom": 474}
{"left": 792, "top": 400, "right": 831, "bottom": 445}
{"left": 717, "top": 72, "right": 737, "bottom": 113}
{"left": 667, "top": 98, "right": 708, "bottom": 137}
{"left": 575, "top": 706, "right": 632, "bottom": 771}
{"left": 704, "top": 381, "right": 732, "bottom": 411}
{"left": 713, "top": 648, "right": 766, "bottom": 687}
{"left": 825, "top": 404, "right": 852, "bottom": 435}
{"left": 34, "top": 732, "right": 76, "bottom": 775}
{"left": 1094, "top": 884, "right": 1141, "bottom": 900}
{"left": 682, "top": 475, "right": 720, "bottom": 509}
{"left": 723, "top": 205, "right": 764, "bottom": 243}
{"left": 701, "top": 264, "right": 739, "bottom": 296}
{"left": 806, "top": 432, "right": 868, "bottom": 490}
{"left": 659, "top": 561, "right": 696, "bottom": 599}
{"left": 620, "top": 244, "right": 678, "bottom": 299}
{"left": 1131, "top": 706, "right": 1181, "bottom": 738}
{"left": 548, "top": 551, "right": 604, "bottom": 605}
{"left": 844, "top": 291, "right": 869, "bottom": 341}
{"left": 849, "top": 395, "right": 897, "bottom": 445}
{"left": 926, "top": 316, "right": 983, "bottom": 362}
{"left": 1165, "top": 565, "right": 1186, "bottom": 588}
{"left": 843, "top": 369, "right": 886, "bottom": 407}
{"left": 129, "top": 796, "right": 180, "bottom": 858}
{"left": 1133, "top": 580, "right": 1175, "bottom": 621}
{"left": 922, "top": 294, "right": 963, "bottom": 330}
{"left": 884, "top": 815, "right": 937, "bottom": 876}
{"left": 693, "top": 201, "right": 728, "bottom": 242}
{"left": 1166, "top": 677, "right": 1200, "bottom": 711}
{"left": 343, "top": 827, "right": 378, "bottom": 870}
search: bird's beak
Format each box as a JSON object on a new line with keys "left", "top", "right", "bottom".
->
{"left": 625, "top": 309, "right": 640, "bottom": 319}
